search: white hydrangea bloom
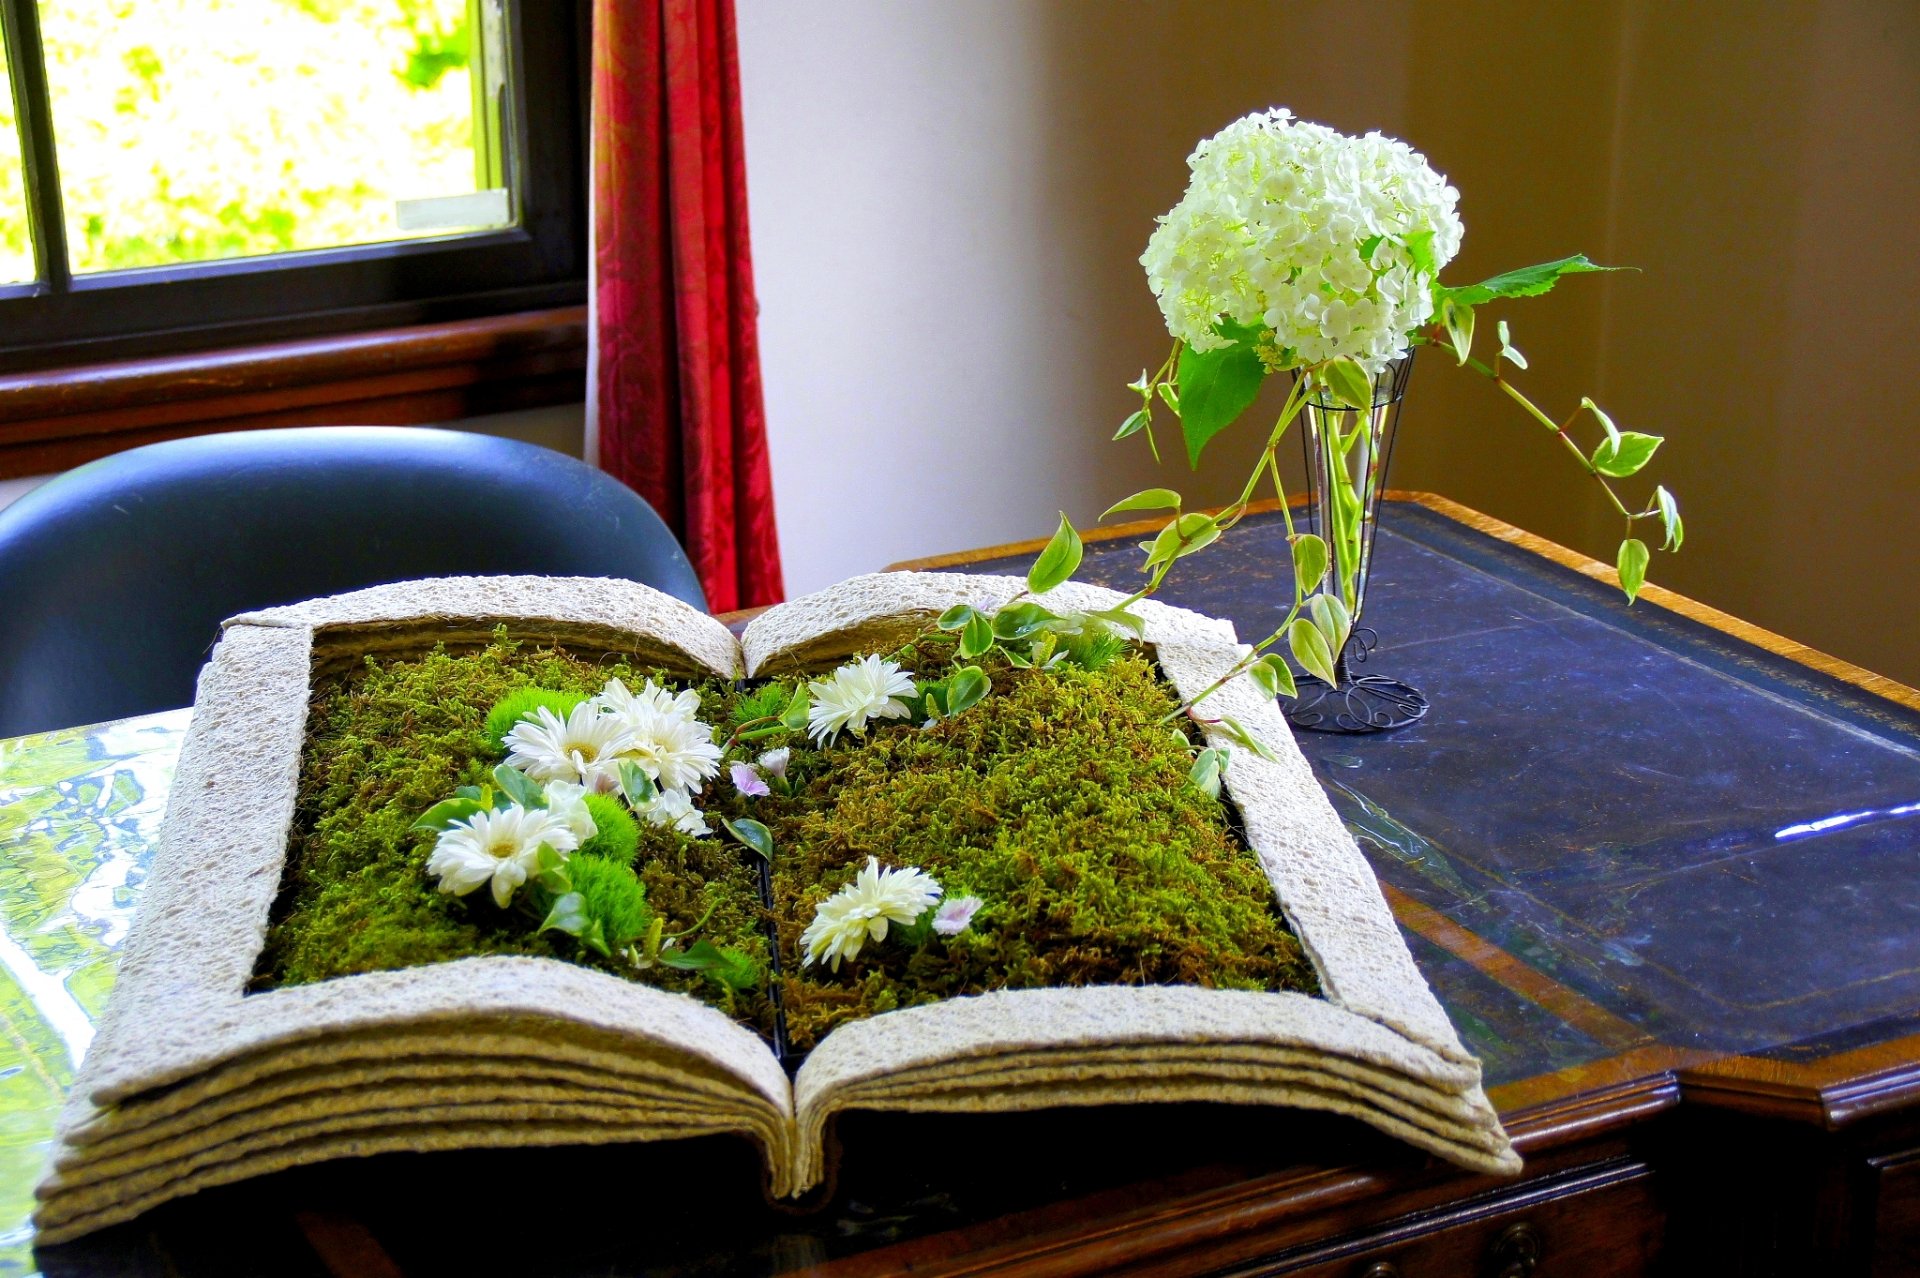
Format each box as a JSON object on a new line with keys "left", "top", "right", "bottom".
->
{"left": 807, "top": 655, "right": 917, "bottom": 745}
{"left": 1140, "top": 108, "right": 1462, "bottom": 374}
{"left": 503, "top": 704, "right": 636, "bottom": 791}
{"left": 800, "top": 856, "right": 944, "bottom": 971}
{"left": 427, "top": 804, "right": 579, "bottom": 908}
{"left": 634, "top": 785, "right": 711, "bottom": 838}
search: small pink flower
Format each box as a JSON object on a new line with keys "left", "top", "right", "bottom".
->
{"left": 932, "top": 895, "right": 982, "bottom": 937}
{"left": 730, "top": 761, "right": 770, "bottom": 798}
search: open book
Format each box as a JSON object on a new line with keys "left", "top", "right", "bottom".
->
{"left": 34, "top": 572, "right": 1518, "bottom": 1243}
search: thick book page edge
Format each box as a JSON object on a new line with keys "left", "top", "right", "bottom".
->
{"left": 46, "top": 1082, "right": 732, "bottom": 1196}
{"left": 225, "top": 574, "right": 744, "bottom": 682}
{"left": 794, "top": 1074, "right": 1519, "bottom": 1191}
{"left": 61, "top": 1026, "right": 764, "bottom": 1155}
{"left": 57, "top": 1048, "right": 754, "bottom": 1169}
{"left": 34, "top": 1117, "right": 762, "bottom": 1247}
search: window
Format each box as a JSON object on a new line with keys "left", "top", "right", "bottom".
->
{"left": 0, "top": 0, "right": 585, "bottom": 373}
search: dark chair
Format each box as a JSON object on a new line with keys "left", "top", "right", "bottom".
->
{"left": 0, "top": 427, "right": 706, "bottom": 737}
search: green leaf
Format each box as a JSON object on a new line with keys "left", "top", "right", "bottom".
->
{"left": 1358, "top": 233, "right": 1385, "bottom": 262}
{"left": 1404, "top": 228, "right": 1437, "bottom": 275}
{"left": 1175, "top": 338, "right": 1267, "bottom": 467}
{"left": 945, "top": 665, "right": 991, "bottom": 715}
{"left": 1288, "top": 618, "right": 1339, "bottom": 687}
{"left": 1157, "top": 381, "right": 1180, "bottom": 413}
{"left": 1113, "top": 408, "right": 1152, "bottom": 442}
{"left": 1002, "top": 646, "right": 1033, "bottom": 669}
{"left": 617, "top": 760, "right": 656, "bottom": 806}
{"left": 1437, "top": 254, "right": 1621, "bottom": 307}
{"left": 1028, "top": 512, "right": 1083, "bottom": 594}
{"left": 1496, "top": 319, "right": 1527, "bottom": 370}
{"left": 1617, "top": 537, "right": 1651, "bottom": 603}
{"left": 1307, "top": 592, "right": 1353, "bottom": 658}
{"left": 1217, "top": 716, "right": 1278, "bottom": 762}
{"left": 937, "top": 604, "right": 982, "bottom": 631}
{"left": 1144, "top": 512, "right": 1221, "bottom": 571}
{"left": 1188, "top": 747, "right": 1227, "bottom": 799}
{"left": 781, "top": 684, "right": 811, "bottom": 732}
{"left": 1582, "top": 396, "right": 1621, "bottom": 449}
{"left": 1592, "top": 430, "right": 1662, "bottom": 478}
{"left": 533, "top": 843, "right": 572, "bottom": 893}
{"left": 1086, "top": 605, "right": 1146, "bottom": 637}
{"left": 993, "top": 601, "right": 1062, "bottom": 641}
{"left": 958, "top": 613, "right": 995, "bottom": 659}
{"left": 412, "top": 796, "right": 485, "bottom": 832}
{"left": 453, "top": 784, "right": 488, "bottom": 803}
{"left": 492, "top": 763, "right": 544, "bottom": 809}
{"left": 660, "top": 940, "right": 760, "bottom": 990}
{"left": 540, "top": 891, "right": 590, "bottom": 938}
{"left": 1291, "top": 534, "right": 1329, "bottom": 594}
{"left": 1100, "top": 488, "right": 1182, "bottom": 521}
{"left": 1248, "top": 654, "right": 1298, "bottom": 700}
{"left": 1655, "top": 485, "right": 1685, "bottom": 551}
{"left": 1442, "top": 298, "right": 1474, "bottom": 366}
{"left": 1319, "top": 357, "right": 1373, "bottom": 410}
{"left": 721, "top": 816, "right": 774, "bottom": 860}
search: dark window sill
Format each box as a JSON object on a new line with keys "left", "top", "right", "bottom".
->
{"left": 0, "top": 305, "right": 588, "bottom": 479}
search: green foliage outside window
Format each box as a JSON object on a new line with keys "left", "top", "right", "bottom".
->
{"left": 0, "top": 0, "right": 477, "bottom": 279}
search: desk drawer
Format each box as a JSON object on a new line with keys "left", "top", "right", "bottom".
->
{"left": 1235, "top": 1161, "right": 1662, "bottom": 1278}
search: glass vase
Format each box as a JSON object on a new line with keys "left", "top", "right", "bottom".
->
{"left": 1285, "top": 350, "right": 1429, "bottom": 734}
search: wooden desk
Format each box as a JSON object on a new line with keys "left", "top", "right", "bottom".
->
{"left": 7, "top": 495, "right": 1918, "bottom": 1276}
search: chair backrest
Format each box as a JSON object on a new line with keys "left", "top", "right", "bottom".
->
{"left": 0, "top": 426, "right": 707, "bottom": 737}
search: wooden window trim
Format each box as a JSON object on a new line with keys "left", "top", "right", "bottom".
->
{"left": 0, "top": 304, "right": 587, "bottom": 479}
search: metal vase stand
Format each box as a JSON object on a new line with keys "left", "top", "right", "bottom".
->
{"left": 1281, "top": 350, "right": 1430, "bottom": 734}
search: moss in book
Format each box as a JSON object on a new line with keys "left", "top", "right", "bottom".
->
{"left": 763, "top": 641, "right": 1321, "bottom": 1052}
{"left": 255, "top": 631, "right": 777, "bottom": 1038}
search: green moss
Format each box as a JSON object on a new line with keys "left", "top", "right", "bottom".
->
{"left": 483, "top": 686, "right": 586, "bottom": 751}
{"left": 256, "top": 633, "right": 776, "bottom": 1038}
{"left": 578, "top": 793, "right": 640, "bottom": 864}
{"left": 568, "top": 852, "right": 652, "bottom": 949}
{"left": 256, "top": 626, "right": 1319, "bottom": 1058}
{"left": 766, "top": 649, "right": 1319, "bottom": 1051}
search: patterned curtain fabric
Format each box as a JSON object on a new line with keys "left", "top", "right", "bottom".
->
{"left": 590, "top": 0, "right": 784, "bottom": 612}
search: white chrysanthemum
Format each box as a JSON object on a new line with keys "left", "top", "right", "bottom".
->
{"left": 595, "top": 677, "right": 723, "bottom": 793}
{"left": 426, "top": 804, "right": 579, "bottom": 908}
{"left": 634, "top": 786, "right": 711, "bottom": 837}
{"left": 1141, "top": 108, "right": 1462, "bottom": 374}
{"left": 595, "top": 676, "right": 705, "bottom": 724}
{"left": 541, "top": 779, "right": 599, "bottom": 844}
{"left": 807, "top": 655, "right": 917, "bottom": 744}
{"left": 800, "top": 856, "right": 943, "bottom": 971}
{"left": 503, "top": 704, "right": 635, "bottom": 790}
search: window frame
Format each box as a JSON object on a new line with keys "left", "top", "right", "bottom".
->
{"left": 0, "top": 0, "right": 589, "bottom": 375}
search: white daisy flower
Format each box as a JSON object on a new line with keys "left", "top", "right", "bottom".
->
{"left": 427, "top": 804, "right": 579, "bottom": 908}
{"left": 635, "top": 786, "right": 711, "bottom": 838}
{"left": 620, "top": 706, "right": 724, "bottom": 793}
{"left": 807, "top": 655, "right": 917, "bottom": 745}
{"left": 595, "top": 676, "right": 705, "bottom": 724}
{"left": 504, "top": 704, "right": 635, "bottom": 790}
{"left": 541, "top": 779, "right": 599, "bottom": 844}
{"left": 800, "top": 856, "right": 943, "bottom": 971}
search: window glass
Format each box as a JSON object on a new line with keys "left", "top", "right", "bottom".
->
{"left": 36, "top": 0, "right": 507, "bottom": 275}
{"left": 0, "top": 39, "right": 33, "bottom": 283}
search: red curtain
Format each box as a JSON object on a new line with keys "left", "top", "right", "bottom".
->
{"left": 590, "top": 0, "right": 784, "bottom": 613}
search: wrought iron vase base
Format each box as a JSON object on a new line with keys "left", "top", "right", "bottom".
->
{"left": 1283, "top": 674, "right": 1429, "bottom": 735}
